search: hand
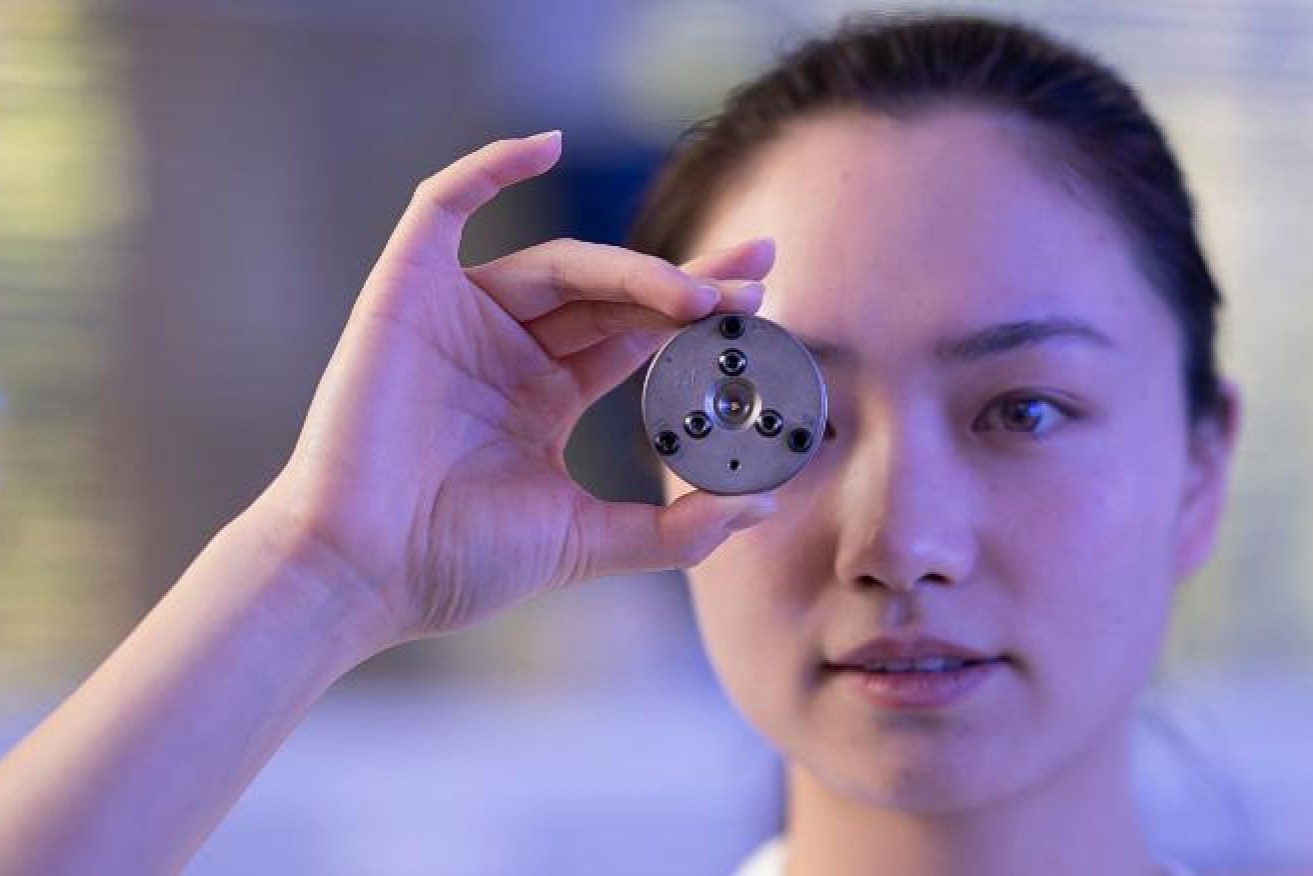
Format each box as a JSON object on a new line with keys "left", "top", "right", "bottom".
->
{"left": 256, "top": 130, "right": 778, "bottom": 649}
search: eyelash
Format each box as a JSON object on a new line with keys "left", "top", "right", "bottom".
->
{"left": 819, "top": 393, "right": 1079, "bottom": 445}
{"left": 975, "top": 393, "right": 1076, "bottom": 440}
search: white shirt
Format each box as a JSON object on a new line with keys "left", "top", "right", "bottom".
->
{"left": 732, "top": 836, "right": 1200, "bottom": 876}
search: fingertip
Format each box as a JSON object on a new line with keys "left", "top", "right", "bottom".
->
{"left": 710, "top": 279, "right": 765, "bottom": 314}
{"left": 723, "top": 493, "right": 777, "bottom": 532}
{"left": 525, "top": 129, "right": 562, "bottom": 145}
{"left": 671, "top": 277, "right": 720, "bottom": 321}
{"left": 693, "top": 279, "right": 721, "bottom": 309}
{"left": 744, "top": 236, "right": 775, "bottom": 260}
{"left": 734, "top": 236, "right": 777, "bottom": 279}
{"left": 522, "top": 129, "right": 563, "bottom": 170}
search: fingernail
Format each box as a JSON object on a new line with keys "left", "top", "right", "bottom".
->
{"left": 636, "top": 329, "right": 673, "bottom": 348}
{"left": 714, "top": 279, "right": 764, "bottom": 294}
{"left": 526, "top": 129, "right": 562, "bottom": 144}
{"left": 694, "top": 282, "right": 721, "bottom": 308}
{"left": 725, "top": 495, "right": 777, "bottom": 532}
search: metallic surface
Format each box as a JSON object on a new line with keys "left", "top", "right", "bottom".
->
{"left": 641, "top": 314, "right": 828, "bottom": 495}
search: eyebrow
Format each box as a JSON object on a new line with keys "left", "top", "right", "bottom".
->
{"left": 797, "top": 317, "right": 1115, "bottom": 367}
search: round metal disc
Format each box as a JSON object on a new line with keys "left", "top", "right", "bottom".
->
{"left": 641, "top": 313, "right": 828, "bottom": 495}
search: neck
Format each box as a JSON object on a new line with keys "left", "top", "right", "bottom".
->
{"left": 784, "top": 721, "right": 1159, "bottom": 876}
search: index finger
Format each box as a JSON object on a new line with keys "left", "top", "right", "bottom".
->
{"left": 379, "top": 130, "right": 563, "bottom": 271}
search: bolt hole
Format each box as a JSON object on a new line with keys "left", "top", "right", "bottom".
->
{"left": 728, "top": 458, "right": 741, "bottom": 471}
{"left": 755, "top": 408, "right": 783, "bottom": 437}
{"left": 786, "top": 428, "right": 814, "bottom": 453}
{"left": 684, "top": 411, "right": 711, "bottom": 439}
{"left": 655, "top": 430, "right": 680, "bottom": 456}
{"left": 718, "top": 348, "right": 747, "bottom": 376}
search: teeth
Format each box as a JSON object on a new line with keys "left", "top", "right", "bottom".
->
{"left": 863, "top": 656, "right": 972, "bottom": 673}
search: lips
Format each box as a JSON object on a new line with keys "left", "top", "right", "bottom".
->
{"left": 830, "top": 660, "right": 1006, "bottom": 709}
{"left": 823, "top": 635, "right": 1011, "bottom": 710}
{"left": 826, "top": 634, "right": 1008, "bottom": 673}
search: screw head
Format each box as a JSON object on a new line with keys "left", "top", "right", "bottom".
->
{"left": 718, "top": 314, "right": 745, "bottom": 339}
{"left": 683, "top": 411, "right": 712, "bottom": 439}
{"left": 756, "top": 408, "right": 783, "bottom": 437}
{"left": 718, "top": 348, "right": 747, "bottom": 376}
{"left": 786, "top": 427, "right": 813, "bottom": 453}
{"left": 655, "top": 430, "right": 680, "bottom": 455}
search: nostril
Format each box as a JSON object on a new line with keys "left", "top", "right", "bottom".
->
{"left": 854, "top": 573, "right": 951, "bottom": 592}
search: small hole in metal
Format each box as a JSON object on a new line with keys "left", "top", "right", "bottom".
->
{"left": 728, "top": 458, "right": 741, "bottom": 471}
{"left": 719, "top": 314, "right": 745, "bottom": 339}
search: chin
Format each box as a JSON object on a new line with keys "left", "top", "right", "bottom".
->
{"left": 799, "top": 730, "right": 1036, "bottom": 815}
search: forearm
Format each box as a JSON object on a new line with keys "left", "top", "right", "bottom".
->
{"left": 0, "top": 502, "right": 388, "bottom": 874}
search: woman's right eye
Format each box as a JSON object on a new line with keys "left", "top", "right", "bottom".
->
{"left": 974, "top": 393, "right": 1076, "bottom": 441}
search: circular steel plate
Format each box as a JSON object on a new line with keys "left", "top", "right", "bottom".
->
{"left": 641, "top": 313, "right": 828, "bottom": 495}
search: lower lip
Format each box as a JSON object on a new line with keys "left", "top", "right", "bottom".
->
{"left": 829, "top": 660, "right": 1008, "bottom": 711}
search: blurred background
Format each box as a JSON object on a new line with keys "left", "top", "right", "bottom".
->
{"left": 1, "top": 0, "right": 1311, "bottom": 873}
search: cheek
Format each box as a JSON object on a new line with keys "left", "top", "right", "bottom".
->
{"left": 686, "top": 524, "right": 824, "bottom": 733}
{"left": 994, "top": 430, "right": 1183, "bottom": 702}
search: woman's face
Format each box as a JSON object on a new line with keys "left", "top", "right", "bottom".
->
{"left": 662, "top": 108, "right": 1236, "bottom": 811}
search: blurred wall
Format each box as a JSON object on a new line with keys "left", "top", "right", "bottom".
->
{"left": 1, "top": 1, "right": 1312, "bottom": 873}
{"left": 2, "top": 0, "right": 1309, "bottom": 689}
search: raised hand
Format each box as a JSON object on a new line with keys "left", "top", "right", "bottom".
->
{"left": 259, "top": 130, "right": 779, "bottom": 645}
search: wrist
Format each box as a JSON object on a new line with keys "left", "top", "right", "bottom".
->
{"left": 221, "top": 496, "right": 399, "bottom": 679}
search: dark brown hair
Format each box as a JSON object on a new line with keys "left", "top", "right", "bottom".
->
{"left": 626, "top": 11, "right": 1224, "bottom": 424}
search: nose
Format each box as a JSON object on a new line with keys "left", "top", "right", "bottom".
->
{"left": 832, "top": 414, "right": 977, "bottom": 593}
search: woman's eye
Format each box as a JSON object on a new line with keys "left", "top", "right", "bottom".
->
{"left": 978, "top": 395, "right": 1070, "bottom": 438}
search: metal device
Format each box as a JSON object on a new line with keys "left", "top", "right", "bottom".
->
{"left": 641, "top": 312, "right": 828, "bottom": 495}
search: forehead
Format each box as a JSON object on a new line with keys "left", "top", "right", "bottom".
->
{"left": 689, "top": 107, "right": 1166, "bottom": 366}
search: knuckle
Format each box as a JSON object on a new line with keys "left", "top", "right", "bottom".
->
{"left": 675, "top": 535, "right": 713, "bottom": 569}
{"left": 411, "top": 173, "right": 441, "bottom": 204}
{"left": 560, "top": 491, "right": 597, "bottom": 586}
{"left": 410, "top": 175, "right": 457, "bottom": 222}
{"left": 619, "top": 261, "right": 655, "bottom": 301}
{"left": 485, "top": 136, "right": 521, "bottom": 154}
{"left": 467, "top": 163, "right": 503, "bottom": 201}
{"left": 647, "top": 257, "right": 690, "bottom": 297}
{"left": 546, "top": 252, "right": 575, "bottom": 304}
{"left": 641, "top": 249, "right": 681, "bottom": 277}
{"left": 549, "top": 236, "right": 585, "bottom": 256}
{"left": 587, "top": 304, "right": 616, "bottom": 338}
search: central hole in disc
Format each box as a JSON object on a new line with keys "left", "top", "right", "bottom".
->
{"left": 711, "top": 378, "right": 757, "bottom": 428}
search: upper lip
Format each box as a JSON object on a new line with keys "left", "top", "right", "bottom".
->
{"left": 828, "top": 635, "right": 1005, "bottom": 669}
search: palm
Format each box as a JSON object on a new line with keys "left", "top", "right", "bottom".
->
{"left": 377, "top": 273, "right": 595, "bottom": 633}
{"left": 265, "top": 132, "right": 777, "bottom": 646}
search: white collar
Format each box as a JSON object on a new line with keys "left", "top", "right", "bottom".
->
{"left": 732, "top": 836, "right": 1199, "bottom": 876}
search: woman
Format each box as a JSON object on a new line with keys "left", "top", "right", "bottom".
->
{"left": 629, "top": 14, "right": 1241, "bottom": 876}
{"left": 0, "top": 12, "right": 1239, "bottom": 875}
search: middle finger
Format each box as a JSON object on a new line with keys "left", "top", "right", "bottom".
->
{"left": 525, "top": 280, "right": 765, "bottom": 359}
{"left": 464, "top": 238, "right": 720, "bottom": 323}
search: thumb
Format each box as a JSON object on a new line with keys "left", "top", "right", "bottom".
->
{"left": 574, "top": 489, "right": 777, "bottom": 582}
